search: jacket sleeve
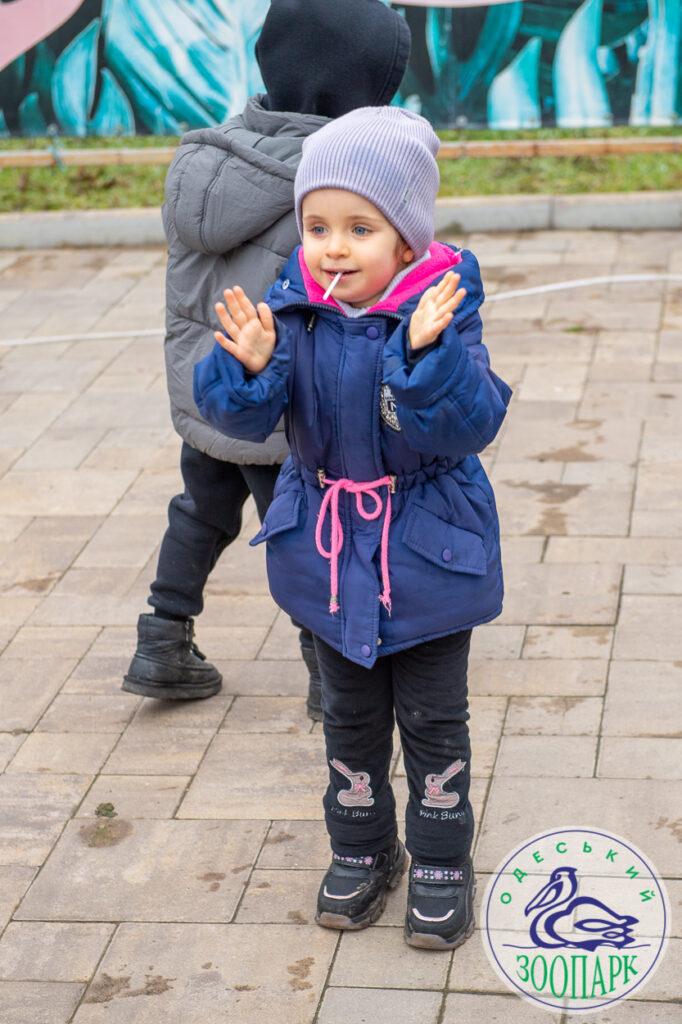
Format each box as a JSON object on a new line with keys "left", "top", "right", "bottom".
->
{"left": 382, "top": 308, "right": 513, "bottom": 461}
{"left": 193, "top": 318, "right": 292, "bottom": 442}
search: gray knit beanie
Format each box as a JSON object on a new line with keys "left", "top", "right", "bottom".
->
{"left": 294, "top": 106, "right": 440, "bottom": 258}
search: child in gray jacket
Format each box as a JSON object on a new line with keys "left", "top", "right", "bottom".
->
{"left": 122, "top": 0, "right": 412, "bottom": 718}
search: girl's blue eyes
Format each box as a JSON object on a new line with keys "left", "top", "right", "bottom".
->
{"left": 309, "top": 226, "right": 371, "bottom": 237}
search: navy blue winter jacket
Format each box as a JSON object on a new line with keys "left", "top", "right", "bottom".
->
{"left": 194, "top": 241, "right": 513, "bottom": 667}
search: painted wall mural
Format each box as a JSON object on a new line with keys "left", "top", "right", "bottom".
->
{"left": 0, "top": 0, "right": 679, "bottom": 136}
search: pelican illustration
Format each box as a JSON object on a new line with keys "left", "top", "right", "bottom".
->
{"left": 524, "top": 866, "right": 639, "bottom": 951}
{"left": 330, "top": 759, "right": 374, "bottom": 807}
{"left": 421, "top": 759, "right": 466, "bottom": 809}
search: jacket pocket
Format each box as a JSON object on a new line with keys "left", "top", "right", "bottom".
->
{"left": 249, "top": 489, "right": 303, "bottom": 546}
{"left": 402, "top": 504, "right": 487, "bottom": 575}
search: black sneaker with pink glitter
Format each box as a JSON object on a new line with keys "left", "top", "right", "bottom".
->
{"left": 404, "top": 856, "right": 476, "bottom": 950}
{"left": 315, "top": 838, "right": 407, "bottom": 930}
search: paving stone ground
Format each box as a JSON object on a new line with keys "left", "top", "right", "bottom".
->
{"left": 0, "top": 232, "right": 680, "bottom": 1023}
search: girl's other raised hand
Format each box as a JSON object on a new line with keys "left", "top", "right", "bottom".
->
{"left": 408, "top": 271, "right": 467, "bottom": 351}
{"left": 214, "top": 285, "right": 276, "bottom": 373}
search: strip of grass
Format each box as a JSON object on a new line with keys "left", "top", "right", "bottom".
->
{"left": 438, "top": 153, "right": 682, "bottom": 196}
{"left": 0, "top": 133, "right": 681, "bottom": 212}
{"left": 0, "top": 164, "right": 168, "bottom": 211}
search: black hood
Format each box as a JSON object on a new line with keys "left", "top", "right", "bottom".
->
{"left": 255, "top": 0, "right": 411, "bottom": 118}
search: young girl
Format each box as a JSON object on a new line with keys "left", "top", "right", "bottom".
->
{"left": 194, "top": 107, "right": 513, "bottom": 950}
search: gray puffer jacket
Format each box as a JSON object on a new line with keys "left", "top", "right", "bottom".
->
{"left": 162, "top": 95, "right": 329, "bottom": 464}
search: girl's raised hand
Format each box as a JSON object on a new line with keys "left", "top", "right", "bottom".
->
{"left": 214, "top": 285, "right": 276, "bottom": 373}
{"left": 408, "top": 271, "right": 467, "bottom": 351}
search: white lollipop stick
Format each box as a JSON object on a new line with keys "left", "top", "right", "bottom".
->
{"left": 323, "top": 272, "right": 342, "bottom": 300}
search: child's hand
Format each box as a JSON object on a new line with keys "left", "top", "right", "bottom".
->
{"left": 408, "top": 271, "right": 467, "bottom": 351}
{"left": 214, "top": 286, "right": 276, "bottom": 373}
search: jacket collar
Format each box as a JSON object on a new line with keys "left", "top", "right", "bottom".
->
{"left": 267, "top": 242, "right": 475, "bottom": 320}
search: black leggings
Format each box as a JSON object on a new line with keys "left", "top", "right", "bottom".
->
{"left": 148, "top": 444, "right": 314, "bottom": 660}
{"left": 314, "top": 629, "right": 474, "bottom": 867}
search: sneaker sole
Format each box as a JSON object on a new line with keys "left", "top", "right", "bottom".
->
{"left": 121, "top": 675, "right": 222, "bottom": 700}
{"left": 404, "top": 910, "right": 475, "bottom": 950}
{"left": 404, "top": 877, "right": 477, "bottom": 951}
{"left": 315, "top": 844, "right": 408, "bottom": 931}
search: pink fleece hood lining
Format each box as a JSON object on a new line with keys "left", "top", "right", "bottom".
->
{"left": 297, "top": 242, "right": 463, "bottom": 316}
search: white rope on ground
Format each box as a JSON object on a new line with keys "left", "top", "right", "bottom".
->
{"left": 486, "top": 272, "right": 682, "bottom": 303}
{"left": 1, "top": 273, "right": 681, "bottom": 348}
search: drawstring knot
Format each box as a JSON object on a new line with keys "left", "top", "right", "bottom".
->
{"left": 314, "top": 472, "right": 395, "bottom": 616}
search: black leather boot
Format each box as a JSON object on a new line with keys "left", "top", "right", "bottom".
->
{"left": 122, "top": 613, "right": 222, "bottom": 700}
{"left": 301, "top": 640, "right": 323, "bottom": 722}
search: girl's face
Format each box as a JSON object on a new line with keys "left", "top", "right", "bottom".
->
{"left": 301, "top": 189, "right": 415, "bottom": 307}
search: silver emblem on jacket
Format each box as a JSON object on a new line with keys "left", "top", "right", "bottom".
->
{"left": 380, "top": 383, "right": 401, "bottom": 432}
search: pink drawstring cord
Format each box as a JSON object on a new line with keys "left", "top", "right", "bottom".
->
{"left": 314, "top": 474, "right": 395, "bottom": 616}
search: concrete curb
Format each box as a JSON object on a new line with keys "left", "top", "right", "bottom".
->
{"left": 1, "top": 192, "right": 681, "bottom": 248}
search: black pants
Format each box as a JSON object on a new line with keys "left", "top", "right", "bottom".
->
{"left": 314, "top": 629, "right": 474, "bottom": 867}
{"left": 149, "top": 443, "right": 314, "bottom": 656}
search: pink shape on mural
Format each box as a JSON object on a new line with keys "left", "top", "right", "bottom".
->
{"left": 0, "top": 0, "right": 87, "bottom": 72}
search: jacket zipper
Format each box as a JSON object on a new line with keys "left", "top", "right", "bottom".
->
{"left": 277, "top": 301, "right": 403, "bottom": 324}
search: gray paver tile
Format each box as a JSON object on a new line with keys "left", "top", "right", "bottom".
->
{"left": 2, "top": 626, "right": 99, "bottom": 660}
{"left": 211, "top": 659, "right": 309, "bottom": 697}
{"left": 103, "top": 727, "right": 215, "bottom": 775}
{"left": 204, "top": 539, "right": 269, "bottom": 595}
{"left": 623, "top": 565, "right": 682, "bottom": 594}
{"left": 612, "top": 596, "right": 682, "bottom": 660}
{"left": 220, "top": 696, "right": 312, "bottom": 734}
{"left": 470, "top": 625, "right": 525, "bottom": 659}
{"left": 36, "top": 694, "right": 139, "bottom": 734}
{"left": 176, "top": 598, "right": 277, "bottom": 631}
{"left": 75, "top": 775, "right": 189, "bottom": 819}
{"left": 235, "top": 869, "right": 321, "bottom": 924}
{"left": 476, "top": 778, "right": 682, "bottom": 875}
{"left": 258, "top": 608, "right": 303, "bottom": 660}
{"left": 16, "top": 820, "right": 267, "bottom": 922}
{"left": 496, "top": 414, "right": 640, "bottom": 465}
{"left": 0, "top": 733, "right": 25, "bottom": 771}
{"left": 0, "top": 866, "right": 36, "bottom": 930}
{"left": 0, "top": 516, "right": 31, "bottom": 543}
{"left": 0, "top": 773, "right": 91, "bottom": 867}
{"left": 0, "top": 981, "right": 83, "bottom": 1024}
{"left": 0, "top": 658, "right": 78, "bottom": 732}
{"left": 469, "top": 659, "right": 607, "bottom": 697}
{"left": 109, "top": 469, "right": 183, "bottom": 516}
{"left": 331, "top": 925, "right": 450, "bottom": 989}
{"left": 573, "top": 1000, "right": 682, "bottom": 1023}
{"left": 13, "top": 431, "right": 105, "bottom": 471}
{"left": 495, "top": 735, "right": 597, "bottom": 777}
{"left": 6, "top": 732, "right": 118, "bottom": 774}
{"left": 498, "top": 564, "right": 621, "bottom": 625}
{"left": 61, "top": 654, "right": 130, "bottom": 695}
{"left": 178, "top": 733, "right": 327, "bottom": 819}
{"left": 0, "top": 470, "right": 137, "bottom": 516}
{"left": 130, "top": 693, "right": 233, "bottom": 730}
{"left": 256, "top": 821, "right": 331, "bottom": 870}
{"left": 494, "top": 476, "right": 632, "bottom": 537}
{"left": 73, "top": 922, "right": 337, "bottom": 1023}
{"left": 597, "top": 738, "right": 682, "bottom": 780}
{"left": 0, "top": 922, "right": 114, "bottom": 981}
{"left": 442, "top": 992, "right": 555, "bottom": 1022}
{"left": 505, "top": 696, "right": 603, "bottom": 736}
{"left": 545, "top": 536, "right": 682, "bottom": 565}
{"left": 74, "top": 516, "right": 167, "bottom": 569}
{"left": 522, "top": 626, "right": 613, "bottom": 660}
{"left": 319, "top": 987, "right": 442, "bottom": 1024}
{"left": 602, "top": 662, "right": 681, "bottom": 737}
